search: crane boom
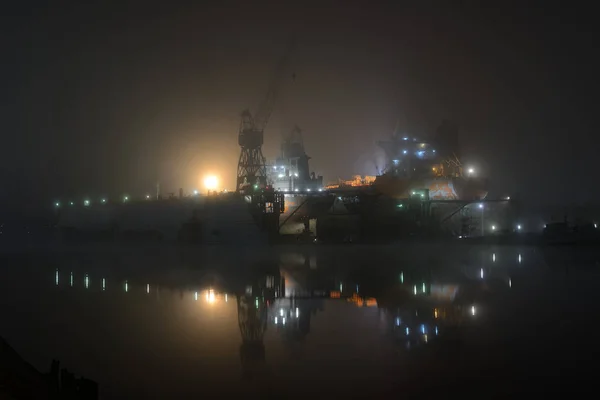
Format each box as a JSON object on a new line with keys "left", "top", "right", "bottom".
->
{"left": 236, "top": 37, "right": 296, "bottom": 192}
{"left": 253, "top": 37, "right": 296, "bottom": 132}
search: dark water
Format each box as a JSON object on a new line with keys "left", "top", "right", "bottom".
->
{"left": 1, "top": 245, "right": 600, "bottom": 398}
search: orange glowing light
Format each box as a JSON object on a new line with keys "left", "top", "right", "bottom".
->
{"left": 204, "top": 175, "right": 218, "bottom": 191}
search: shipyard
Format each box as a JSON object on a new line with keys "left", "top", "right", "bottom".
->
{"left": 47, "top": 42, "right": 531, "bottom": 247}
{"left": 3, "top": 4, "right": 600, "bottom": 399}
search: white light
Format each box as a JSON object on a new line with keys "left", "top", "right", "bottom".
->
{"left": 85, "top": 274, "right": 89, "bottom": 289}
{"left": 491, "top": 225, "right": 496, "bottom": 231}
{"left": 517, "top": 224, "right": 522, "bottom": 231}
{"left": 471, "top": 305, "right": 476, "bottom": 316}
{"left": 282, "top": 317, "right": 286, "bottom": 325}
{"left": 307, "top": 188, "right": 311, "bottom": 192}
{"left": 413, "top": 285, "right": 417, "bottom": 295}
{"left": 432, "top": 149, "right": 436, "bottom": 153}
{"left": 403, "top": 137, "right": 408, "bottom": 141}
{"left": 273, "top": 166, "right": 277, "bottom": 170}
{"left": 468, "top": 168, "right": 475, "bottom": 174}
{"left": 280, "top": 309, "right": 284, "bottom": 317}
{"left": 146, "top": 195, "right": 150, "bottom": 199}
{"left": 294, "top": 173, "right": 298, "bottom": 177}
{"left": 84, "top": 200, "right": 90, "bottom": 206}
{"left": 125, "top": 280, "right": 128, "bottom": 292}
{"left": 206, "top": 290, "right": 215, "bottom": 303}
{"left": 146, "top": 284, "right": 150, "bottom": 294}
{"left": 508, "top": 278, "right": 512, "bottom": 288}
{"left": 275, "top": 317, "right": 278, "bottom": 324}
{"left": 480, "top": 268, "right": 484, "bottom": 279}
{"left": 337, "top": 197, "right": 342, "bottom": 200}
{"left": 193, "top": 190, "right": 199, "bottom": 195}
{"left": 101, "top": 199, "right": 106, "bottom": 203}
{"left": 69, "top": 201, "right": 74, "bottom": 206}
{"left": 204, "top": 175, "right": 218, "bottom": 191}
{"left": 518, "top": 254, "right": 522, "bottom": 263}
{"left": 278, "top": 174, "right": 284, "bottom": 178}
{"left": 102, "top": 278, "right": 105, "bottom": 291}
{"left": 478, "top": 203, "right": 483, "bottom": 209}
{"left": 403, "top": 150, "right": 407, "bottom": 154}
{"left": 458, "top": 235, "right": 463, "bottom": 239}
{"left": 123, "top": 196, "right": 129, "bottom": 202}
{"left": 70, "top": 272, "right": 73, "bottom": 287}
{"left": 295, "top": 188, "right": 299, "bottom": 192}
{"left": 55, "top": 202, "right": 60, "bottom": 207}
{"left": 194, "top": 291, "right": 198, "bottom": 301}
{"left": 422, "top": 282, "right": 426, "bottom": 292}
{"left": 492, "top": 253, "right": 496, "bottom": 262}
{"left": 225, "top": 294, "right": 228, "bottom": 302}
{"left": 296, "top": 307, "right": 299, "bottom": 318}
{"left": 595, "top": 223, "right": 598, "bottom": 229}
{"left": 55, "top": 269, "right": 59, "bottom": 285}
{"left": 506, "top": 196, "right": 511, "bottom": 200}
{"left": 318, "top": 188, "right": 323, "bottom": 192}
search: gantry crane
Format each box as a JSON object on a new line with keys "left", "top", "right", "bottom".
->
{"left": 236, "top": 38, "right": 295, "bottom": 192}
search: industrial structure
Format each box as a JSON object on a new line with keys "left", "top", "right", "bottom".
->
{"left": 373, "top": 119, "right": 487, "bottom": 201}
{"left": 236, "top": 39, "right": 295, "bottom": 193}
{"left": 268, "top": 125, "right": 323, "bottom": 192}
{"left": 50, "top": 37, "right": 522, "bottom": 244}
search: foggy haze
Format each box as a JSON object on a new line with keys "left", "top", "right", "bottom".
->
{"left": 1, "top": 1, "right": 598, "bottom": 216}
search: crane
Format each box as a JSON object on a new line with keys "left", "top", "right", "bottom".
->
{"left": 236, "top": 38, "right": 296, "bottom": 192}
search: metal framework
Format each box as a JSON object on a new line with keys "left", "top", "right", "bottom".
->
{"left": 237, "top": 109, "right": 267, "bottom": 190}
{"left": 236, "top": 38, "right": 295, "bottom": 192}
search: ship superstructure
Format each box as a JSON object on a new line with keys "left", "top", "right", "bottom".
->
{"left": 268, "top": 126, "right": 323, "bottom": 192}
{"left": 377, "top": 120, "right": 462, "bottom": 179}
{"left": 374, "top": 120, "right": 487, "bottom": 201}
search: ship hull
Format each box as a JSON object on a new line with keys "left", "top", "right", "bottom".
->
{"left": 55, "top": 196, "right": 269, "bottom": 246}
{"left": 373, "top": 175, "right": 488, "bottom": 201}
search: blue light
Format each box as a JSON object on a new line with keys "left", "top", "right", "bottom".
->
{"left": 393, "top": 159, "right": 399, "bottom": 165}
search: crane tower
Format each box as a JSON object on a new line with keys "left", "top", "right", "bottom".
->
{"left": 236, "top": 39, "right": 295, "bottom": 192}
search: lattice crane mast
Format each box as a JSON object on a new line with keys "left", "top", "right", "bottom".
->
{"left": 236, "top": 38, "right": 296, "bottom": 192}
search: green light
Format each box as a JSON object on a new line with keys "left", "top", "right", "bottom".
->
{"left": 397, "top": 204, "right": 403, "bottom": 208}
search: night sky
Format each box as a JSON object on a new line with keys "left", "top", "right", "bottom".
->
{"left": 1, "top": 2, "right": 598, "bottom": 217}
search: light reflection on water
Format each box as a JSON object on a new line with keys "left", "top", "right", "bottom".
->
{"left": 0, "top": 248, "right": 538, "bottom": 396}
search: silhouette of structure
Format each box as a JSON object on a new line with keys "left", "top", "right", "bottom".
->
{"left": 237, "top": 39, "right": 295, "bottom": 192}
{"left": 236, "top": 269, "right": 284, "bottom": 378}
